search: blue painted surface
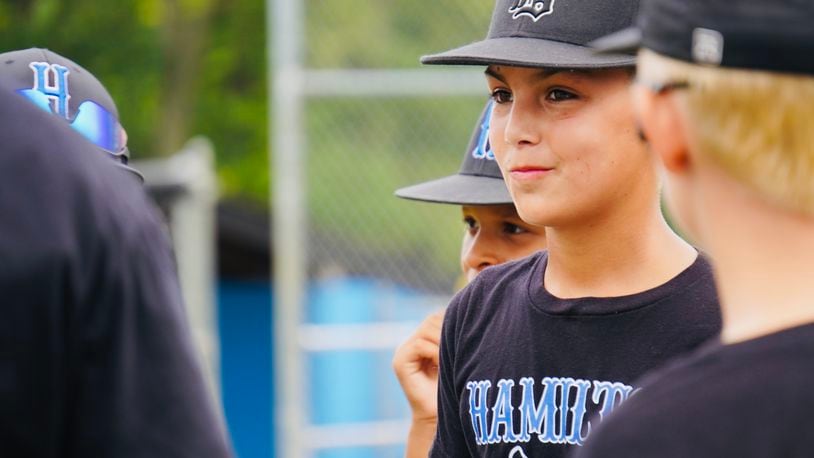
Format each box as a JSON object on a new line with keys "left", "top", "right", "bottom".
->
{"left": 218, "top": 277, "right": 445, "bottom": 457}
{"left": 315, "top": 446, "right": 405, "bottom": 458}
{"left": 218, "top": 281, "right": 273, "bottom": 458}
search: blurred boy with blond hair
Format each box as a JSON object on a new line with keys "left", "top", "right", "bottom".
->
{"left": 579, "top": 1, "right": 814, "bottom": 456}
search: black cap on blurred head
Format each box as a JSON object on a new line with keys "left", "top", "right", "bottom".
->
{"left": 421, "top": 0, "right": 639, "bottom": 69}
{"left": 592, "top": 0, "right": 814, "bottom": 76}
{"left": 395, "top": 100, "right": 513, "bottom": 206}
{"left": 0, "top": 48, "right": 143, "bottom": 181}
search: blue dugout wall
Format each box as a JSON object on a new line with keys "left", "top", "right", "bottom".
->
{"left": 219, "top": 278, "right": 444, "bottom": 457}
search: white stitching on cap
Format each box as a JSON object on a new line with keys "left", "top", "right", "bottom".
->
{"left": 692, "top": 28, "right": 724, "bottom": 66}
{"left": 508, "top": 0, "right": 557, "bottom": 22}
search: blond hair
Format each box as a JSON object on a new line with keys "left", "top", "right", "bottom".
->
{"left": 638, "top": 49, "right": 814, "bottom": 215}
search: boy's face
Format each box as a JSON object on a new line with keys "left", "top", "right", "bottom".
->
{"left": 460, "top": 204, "right": 547, "bottom": 283}
{"left": 485, "top": 66, "right": 655, "bottom": 228}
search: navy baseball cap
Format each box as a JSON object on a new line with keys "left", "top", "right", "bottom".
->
{"left": 421, "top": 0, "right": 639, "bottom": 69}
{"left": 395, "top": 100, "right": 512, "bottom": 206}
{"left": 0, "top": 48, "right": 143, "bottom": 181}
{"left": 592, "top": 0, "right": 814, "bottom": 76}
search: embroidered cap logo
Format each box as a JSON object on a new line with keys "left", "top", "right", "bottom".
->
{"left": 28, "top": 62, "right": 71, "bottom": 119}
{"left": 692, "top": 28, "right": 724, "bottom": 66}
{"left": 471, "top": 100, "right": 495, "bottom": 160}
{"left": 508, "top": 0, "right": 556, "bottom": 22}
{"left": 19, "top": 61, "right": 126, "bottom": 154}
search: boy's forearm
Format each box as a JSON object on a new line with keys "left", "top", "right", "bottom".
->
{"left": 404, "top": 418, "right": 437, "bottom": 458}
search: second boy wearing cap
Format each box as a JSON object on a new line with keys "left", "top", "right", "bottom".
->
{"left": 395, "top": 100, "right": 547, "bottom": 283}
{"left": 578, "top": 1, "right": 814, "bottom": 457}
{"left": 419, "top": 0, "right": 721, "bottom": 456}
{"left": 0, "top": 47, "right": 143, "bottom": 182}
{"left": 392, "top": 100, "right": 548, "bottom": 458}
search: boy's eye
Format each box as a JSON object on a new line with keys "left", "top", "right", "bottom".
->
{"left": 463, "top": 216, "right": 479, "bottom": 231}
{"left": 547, "top": 88, "right": 577, "bottom": 102}
{"left": 504, "top": 223, "right": 526, "bottom": 235}
{"left": 490, "top": 89, "right": 513, "bottom": 104}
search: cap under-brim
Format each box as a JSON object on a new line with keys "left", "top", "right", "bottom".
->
{"left": 114, "top": 162, "right": 144, "bottom": 183}
{"left": 421, "top": 37, "right": 636, "bottom": 69}
{"left": 590, "top": 27, "right": 642, "bottom": 55}
{"left": 395, "top": 174, "right": 512, "bottom": 206}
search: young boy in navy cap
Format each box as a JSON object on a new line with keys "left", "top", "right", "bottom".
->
{"left": 392, "top": 100, "right": 548, "bottom": 457}
{"left": 578, "top": 1, "right": 814, "bottom": 456}
{"left": 418, "top": 0, "right": 722, "bottom": 456}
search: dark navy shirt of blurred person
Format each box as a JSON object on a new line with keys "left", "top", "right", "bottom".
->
{"left": 0, "top": 85, "right": 233, "bottom": 457}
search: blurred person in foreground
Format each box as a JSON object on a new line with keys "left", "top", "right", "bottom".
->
{"left": 578, "top": 1, "right": 814, "bottom": 457}
{"left": 392, "top": 100, "right": 547, "bottom": 457}
{"left": 0, "top": 70, "right": 231, "bottom": 455}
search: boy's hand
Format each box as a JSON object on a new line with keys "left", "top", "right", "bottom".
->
{"left": 393, "top": 309, "right": 445, "bottom": 423}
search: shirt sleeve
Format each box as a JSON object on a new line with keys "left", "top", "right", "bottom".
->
{"left": 430, "top": 287, "right": 472, "bottom": 457}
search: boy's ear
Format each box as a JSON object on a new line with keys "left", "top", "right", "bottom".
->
{"left": 633, "top": 87, "right": 691, "bottom": 174}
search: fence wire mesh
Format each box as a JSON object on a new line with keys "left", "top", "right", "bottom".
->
{"left": 302, "top": 1, "right": 493, "bottom": 294}
{"left": 306, "top": 1, "right": 493, "bottom": 69}
{"left": 306, "top": 96, "right": 490, "bottom": 292}
{"left": 290, "top": 2, "right": 496, "bottom": 456}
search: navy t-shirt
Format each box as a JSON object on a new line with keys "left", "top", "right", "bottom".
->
{"left": 431, "top": 251, "right": 721, "bottom": 457}
{"left": 576, "top": 322, "right": 814, "bottom": 458}
{"left": 0, "top": 87, "right": 232, "bottom": 456}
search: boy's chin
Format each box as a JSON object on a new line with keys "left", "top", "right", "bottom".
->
{"left": 512, "top": 198, "right": 558, "bottom": 228}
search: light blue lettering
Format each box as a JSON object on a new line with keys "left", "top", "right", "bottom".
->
{"left": 29, "top": 62, "right": 71, "bottom": 118}
{"left": 592, "top": 381, "right": 634, "bottom": 423}
{"left": 488, "top": 379, "right": 519, "bottom": 443}
{"left": 467, "top": 380, "right": 492, "bottom": 445}
{"left": 516, "top": 377, "right": 562, "bottom": 444}
{"left": 471, "top": 101, "right": 494, "bottom": 160}
{"left": 565, "top": 379, "right": 592, "bottom": 445}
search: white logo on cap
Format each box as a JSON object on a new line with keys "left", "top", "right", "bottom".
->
{"left": 508, "top": 0, "right": 556, "bottom": 22}
{"left": 692, "top": 28, "right": 724, "bottom": 66}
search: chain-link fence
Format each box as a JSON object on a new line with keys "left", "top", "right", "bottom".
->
{"left": 273, "top": 2, "right": 495, "bottom": 457}
{"left": 303, "top": 1, "right": 493, "bottom": 292}
{"left": 307, "top": 96, "right": 488, "bottom": 291}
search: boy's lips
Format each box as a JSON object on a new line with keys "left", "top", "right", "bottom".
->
{"left": 509, "top": 165, "right": 554, "bottom": 181}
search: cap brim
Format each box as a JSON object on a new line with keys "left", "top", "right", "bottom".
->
{"left": 395, "top": 174, "right": 512, "bottom": 206}
{"left": 114, "top": 162, "right": 145, "bottom": 183}
{"left": 421, "top": 37, "right": 635, "bottom": 68}
{"left": 590, "top": 27, "right": 641, "bottom": 55}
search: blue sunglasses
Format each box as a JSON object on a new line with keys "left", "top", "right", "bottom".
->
{"left": 17, "top": 88, "right": 126, "bottom": 155}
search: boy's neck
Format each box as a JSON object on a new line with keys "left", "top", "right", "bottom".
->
{"left": 710, "top": 202, "right": 814, "bottom": 344}
{"left": 543, "top": 203, "right": 697, "bottom": 299}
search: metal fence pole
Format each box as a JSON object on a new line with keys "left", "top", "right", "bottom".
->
{"left": 268, "top": 1, "right": 490, "bottom": 455}
{"left": 133, "top": 138, "right": 221, "bottom": 407}
{"left": 269, "top": 0, "right": 307, "bottom": 456}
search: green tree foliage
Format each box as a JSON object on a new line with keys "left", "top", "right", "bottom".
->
{"left": 0, "top": 0, "right": 163, "bottom": 159}
{"left": 0, "top": 0, "right": 491, "bottom": 201}
{"left": 306, "top": 0, "right": 491, "bottom": 68}
{"left": 0, "top": 0, "right": 267, "bottom": 200}
{"left": 0, "top": 0, "right": 494, "bottom": 289}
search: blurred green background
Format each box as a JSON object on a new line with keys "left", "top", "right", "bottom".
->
{"left": 0, "top": 0, "right": 495, "bottom": 292}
